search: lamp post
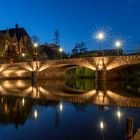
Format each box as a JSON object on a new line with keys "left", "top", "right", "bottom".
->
{"left": 59, "top": 47, "right": 63, "bottom": 59}
{"left": 33, "top": 43, "right": 38, "bottom": 60}
{"left": 95, "top": 32, "right": 105, "bottom": 56}
{"left": 31, "top": 43, "right": 39, "bottom": 86}
{"left": 34, "top": 43, "right": 38, "bottom": 48}
{"left": 95, "top": 31, "right": 106, "bottom": 80}
{"left": 114, "top": 40, "right": 122, "bottom": 56}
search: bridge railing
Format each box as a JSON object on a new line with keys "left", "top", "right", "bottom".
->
{"left": 1, "top": 49, "right": 140, "bottom": 64}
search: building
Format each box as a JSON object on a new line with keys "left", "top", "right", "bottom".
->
{"left": 40, "top": 44, "right": 68, "bottom": 59}
{"left": 0, "top": 24, "right": 31, "bottom": 62}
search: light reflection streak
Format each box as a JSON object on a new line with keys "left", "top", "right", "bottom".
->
{"left": 22, "top": 98, "right": 25, "bottom": 106}
{"left": 59, "top": 102, "right": 63, "bottom": 112}
{"left": 34, "top": 109, "right": 38, "bottom": 119}
{"left": 100, "top": 121, "right": 104, "bottom": 129}
{"left": 116, "top": 110, "right": 122, "bottom": 119}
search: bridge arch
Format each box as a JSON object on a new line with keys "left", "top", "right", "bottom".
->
{"left": 0, "top": 64, "right": 32, "bottom": 79}
{"left": 38, "top": 63, "right": 96, "bottom": 79}
{"left": 106, "top": 55, "right": 140, "bottom": 70}
{"left": 1, "top": 67, "right": 31, "bottom": 79}
{"left": 0, "top": 62, "right": 33, "bottom": 72}
{"left": 38, "top": 57, "right": 97, "bottom": 72}
{"left": 106, "top": 63, "right": 140, "bottom": 80}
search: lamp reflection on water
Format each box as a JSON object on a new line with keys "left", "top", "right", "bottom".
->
{"left": 34, "top": 109, "right": 38, "bottom": 119}
{"left": 116, "top": 110, "right": 122, "bottom": 119}
{"left": 22, "top": 98, "right": 25, "bottom": 106}
{"left": 59, "top": 102, "right": 63, "bottom": 112}
{"left": 100, "top": 121, "right": 104, "bottom": 129}
{"left": 99, "top": 120, "right": 105, "bottom": 140}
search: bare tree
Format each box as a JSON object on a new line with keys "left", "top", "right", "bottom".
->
{"left": 31, "top": 35, "right": 40, "bottom": 44}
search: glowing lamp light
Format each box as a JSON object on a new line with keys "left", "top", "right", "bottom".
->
{"left": 114, "top": 40, "right": 122, "bottom": 48}
{"left": 34, "top": 43, "right": 38, "bottom": 48}
{"left": 59, "top": 47, "right": 63, "bottom": 52}
{"left": 96, "top": 32, "right": 105, "bottom": 41}
{"left": 22, "top": 53, "right": 25, "bottom": 57}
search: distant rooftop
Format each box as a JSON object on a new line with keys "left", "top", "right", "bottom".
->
{"left": 0, "top": 24, "right": 29, "bottom": 41}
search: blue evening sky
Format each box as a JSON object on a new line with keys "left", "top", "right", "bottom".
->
{"left": 0, "top": 0, "right": 140, "bottom": 52}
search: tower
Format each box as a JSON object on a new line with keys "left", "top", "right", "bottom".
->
{"left": 53, "top": 29, "right": 60, "bottom": 46}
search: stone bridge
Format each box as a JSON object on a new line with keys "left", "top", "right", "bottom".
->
{"left": 0, "top": 54, "right": 140, "bottom": 80}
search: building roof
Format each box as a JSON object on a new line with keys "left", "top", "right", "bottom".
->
{"left": 0, "top": 24, "right": 29, "bottom": 41}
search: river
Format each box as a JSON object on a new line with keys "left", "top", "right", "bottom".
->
{"left": 0, "top": 79, "right": 140, "bottom": 140}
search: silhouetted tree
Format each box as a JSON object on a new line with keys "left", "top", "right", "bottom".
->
{"left": 71, "top": 43, "right": 79, "bottom": 55}
{"left": 71, "top": 41, "right": 87, "bottom": 55}
{"left": 79, "top": 41, "right": 87, "bottom": 53}
{"left": 31, "top": 35, "right": 40, "bottom": 44}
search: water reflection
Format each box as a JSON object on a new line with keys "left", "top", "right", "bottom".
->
{"left": 34, "top": 109, "right": 38, "bottom": 119}
{"left": 116, "top": 110, "right": 122, "bottom": 119}
{"left": 0, "top": 79, "right": 140, "bottom": 140}
{"left": 0, "top": 96, "right": 33, "bottom": 127}
{"left": 0, "top": 79, "right": 140, "bottom": 107}
{"left": 59, "top": 102, "right": 63, "bottom": 112}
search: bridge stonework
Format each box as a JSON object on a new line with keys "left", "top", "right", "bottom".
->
{"left": 0, "top": 55, "right": 140, "bottom": 80}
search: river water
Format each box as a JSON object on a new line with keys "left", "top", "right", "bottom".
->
{"left": 0, "top": 79, "right": 140, "bottom": 140}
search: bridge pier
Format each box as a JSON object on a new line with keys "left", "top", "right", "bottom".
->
{"left": 31, "top": 71, "right": 38, "bottom": 86}
{"left": 95, "top": 70, "right": 106, "bottom": 81}
{"left": 96, "top": 80, "right": 106, "bottom": 91}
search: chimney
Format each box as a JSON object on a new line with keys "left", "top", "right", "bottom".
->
{"left": 15, "top": 24, "right": 19, "bottom": 29}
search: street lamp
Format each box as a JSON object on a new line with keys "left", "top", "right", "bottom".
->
{"left": 21, "top": 53, "right": 26, "bottom": 61}
{"left": 59, "top": 47, "right": 63, "bottom": 58}
{"left": 96, "top": 32, "right": 105, "bottom": 42}
{"left": 114, "top": 40, "right": 122, "bottom": 55}
{"left": 34, "top": 43, "right": 38, "bottom": 48}
{"left": 95, "top": 31, "right": 106, "bottom": 72}
{"left": 95, "top": 32, "right": 105, "bottom": 56}
{"left": 33, "top": 43, "right": 39, "bottom": 60}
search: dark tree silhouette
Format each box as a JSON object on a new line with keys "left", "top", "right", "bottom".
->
{"left": 71, "top": 41, "right": 87, "bottom": 55}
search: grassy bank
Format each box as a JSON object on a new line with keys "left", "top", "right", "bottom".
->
{"left": 65, "top": 67, "right": 95, "bottom": 78}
